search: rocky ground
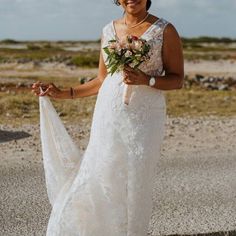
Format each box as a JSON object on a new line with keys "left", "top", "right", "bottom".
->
{"left": 1, "top": 60, "right": 236, "bottom": 92}
{"left": 0, "top": 115, "right": 236, "bottom": 236}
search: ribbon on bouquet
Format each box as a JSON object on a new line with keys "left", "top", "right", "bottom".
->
{"left": 118, "top": 75, "right": 132, "bottom": 105}
{"left": 123, "top": 84, "right": 132, "bottom": 105}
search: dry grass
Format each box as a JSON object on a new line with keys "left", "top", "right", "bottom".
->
{"left": 165, "top": 87, "right": 236, "bottom": 117}
{"left": 0, "top": 40, "right": 236, "bottom": 65}
{"left": 1, "top": 87, "right": 236, "bottom": 125}
{"left": 0, "top": 91, "right": 96, "bottom": 125}
{"left": 1, "top": 39, "right": 236, "bottom": 125}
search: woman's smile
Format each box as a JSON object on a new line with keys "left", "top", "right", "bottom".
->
{"left": 126, "top": 0, "right": 140, "bottom": 7}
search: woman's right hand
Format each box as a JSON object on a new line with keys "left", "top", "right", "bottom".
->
{"left": 31, "top": 81, "right": 48, "bottom": 96}
{"left": 31, "top": 81, "right": 63, "bottom": 99}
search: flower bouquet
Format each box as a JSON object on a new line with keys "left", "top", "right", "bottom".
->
{"left": 103, "top": 35, "right": 151, "bottom": 105}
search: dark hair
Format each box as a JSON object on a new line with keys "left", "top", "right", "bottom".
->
{"left": 114, "top": 0, "right": 152, "bottom": 11}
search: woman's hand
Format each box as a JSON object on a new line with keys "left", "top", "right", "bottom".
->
{"left": 123, "top": 65, "right": 150, "bottom": 86}
{"left": 31, "top": 81, "right": 63, "bottom": 99}
{"left": 31, "top": 81, "right": 47, "bottom": 96}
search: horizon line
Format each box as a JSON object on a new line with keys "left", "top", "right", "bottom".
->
{"left": 1, "top": 35, "right": 236, "bottom": 42}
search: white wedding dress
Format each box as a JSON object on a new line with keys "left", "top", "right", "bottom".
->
{"left": 39, "top": 17, "right": 169, "bottom": 236}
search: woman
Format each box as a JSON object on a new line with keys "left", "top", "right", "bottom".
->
{"left": 32, "top": 0, "right": 184, "bottom": 235}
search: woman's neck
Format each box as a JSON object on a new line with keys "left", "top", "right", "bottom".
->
{"left": 124, "top": 10, "right": 148, "bottom": 25}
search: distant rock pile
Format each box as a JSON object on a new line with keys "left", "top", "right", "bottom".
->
{"left": 81, "top": 75, "right": 236, "bottom": 91}
{"left": 1, "top": 74, "right": 236, "bottom": 92}
{"left": 184, "top": 74, "right": 236, "bottom": 90}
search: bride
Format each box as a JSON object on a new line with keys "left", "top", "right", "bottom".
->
{"left": 32, "top": 0, "right": 184, "bottom": 235}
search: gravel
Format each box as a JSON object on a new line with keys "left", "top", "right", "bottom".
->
{"left": 1, "top": 116, "right": 236, "bottom": 236}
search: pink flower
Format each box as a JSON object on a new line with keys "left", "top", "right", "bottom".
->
{"left": 131, "top": 35, "right": 139, "bottom": 40}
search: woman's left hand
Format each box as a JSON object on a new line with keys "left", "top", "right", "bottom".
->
{"left": 123, "top": 65, "right": 149, "bottom": 86}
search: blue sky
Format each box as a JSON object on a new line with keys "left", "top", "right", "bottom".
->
{"left": 0, "top": 0, "right": 235, "bottom": 40}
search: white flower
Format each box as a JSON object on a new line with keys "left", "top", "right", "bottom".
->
{"left": 129, "top": 62, "right": 136, "bottom": 68}
{"left": 117, "top": 49, "right": 122, "bottom": 55}
{"left": 135, "top": 54, "right": 142, "bottom": 59}
{"left": 125, "top": 50, "right": 132, "bottom": 57}
{"left": 108, "top": 47, "right": 115, "bottom": 53}
{"left": 134, "top": 41, "right": 143, "bottom": 50}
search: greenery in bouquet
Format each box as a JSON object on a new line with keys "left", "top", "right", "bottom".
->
{"left": 103, "top": 35, "right": 151, "bottom": 75}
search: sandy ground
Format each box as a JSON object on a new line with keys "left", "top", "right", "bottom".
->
{"left": 0, "top": 60, "right": 236, "bottom": 80}
{"left": 1, "top": 115, "right": 236, "bottom": 236}
{"left": 184, "top": 60, "right": 236, "bottom": 77}
{"left": 1, "top": 59, "right": 236, "bottom": 235}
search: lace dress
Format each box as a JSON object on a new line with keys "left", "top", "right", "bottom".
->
{"left": 39, "top": 17, "right": 170, "bottom": 236}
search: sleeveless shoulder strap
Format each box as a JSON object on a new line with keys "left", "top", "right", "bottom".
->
{"left": 153, "top": 18, "right": 170, "bottom": 37}
{"left": 157, "top": 18, "right": 170, "bottom": 30}
{"left": 146, "top": 17, "right": 170, "bottom": 43}
{"left": 101, "top": 21, "right": 115, "bottom": 63}
{"left": 102, "top": 21, "right": 114, "bottom": 43}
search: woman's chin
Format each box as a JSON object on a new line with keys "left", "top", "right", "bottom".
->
{"left": 125, "top": 3, "right": 143, "bottom": 13}
{"left": 126, "top": 6, "right": 140, "bottom": 13}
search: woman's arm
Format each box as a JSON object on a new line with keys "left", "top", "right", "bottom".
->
{"left": 32, "top": 35, "right": 108, "bottom": 99}
{"left": 123, "top": 23, "right": 184, "bottom": 90}
{"left": 57, "top": 48, "right": 107, "bottom": 99}
{"left": 151, "top": 23, "right": 184, "bottom": 90}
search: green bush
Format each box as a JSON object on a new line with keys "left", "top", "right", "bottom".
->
{"left": 27, "top": 44, "right": 42, "bottom": 50}
{"left": 1, "top": 39, "right": 20, "bottom": 44}
{"left": 71, "top": 54, "right": 99, "bottom": 67}
{"left": 183, "top": 43, "right": 203, "bottom": 49}
{"left": 42, "top": 43, "right": 63, "bottom": 51}
{"left": 181, "top": 36, "right": 236, "bottom": 44}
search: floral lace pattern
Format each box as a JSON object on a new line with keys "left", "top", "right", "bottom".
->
{"left": 42, "top": 18, "right": 169, "bottom": 236}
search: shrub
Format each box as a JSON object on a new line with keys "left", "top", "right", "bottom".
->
{"left": 71, "top": 54, "right": 99, "bottom": 67}
{"left": 1, "top": 39, "right": 20, "bottom": 44}
{"left": 27, "top": 44, "right": 42, "bottom": 50}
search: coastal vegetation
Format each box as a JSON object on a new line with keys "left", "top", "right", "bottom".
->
{"left": 0, "top": 36, "right": 236, "bottom": 125}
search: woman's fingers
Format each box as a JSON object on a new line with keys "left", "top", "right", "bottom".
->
{"left": 124, "top": 65, "right": 139, "bottom": 74}
{"left": 31, "top": 81, "right": 61, "bottom": 97}
{"left": 42, "top": 84, "right": 55, "bottom": 96}
{"left": 31, "top": 81, "right": 41, "bottom": 88}
{"left": 123, "top": 66, "right": 147, "bottom": 85}
{"left": 32, "top": 81, "right": 45, "bottom": 89}
{"left": 31, "top": 81, "right": 49, "bottom": 95}
{"left": 123, "top": 76, "right": 136, "bottom": 85}
{"left": 34, "top": 89, "right": 41, "bottom": 95}
{"left": 123, "top": 72, "right": 130, "bottom": 83}
{"left": 123, "top": 71, "right": 137, "bottom": 84}
{"left": 123, "top": 67, "right": 139, "bottom": 85}
{"left": 39, "top": 86, "right": 50, "bottom": 96}
{"left": 39, "top": 83, "right": 61, "bottom": 98}
{"left": 31, "top": 83, "right": 41, "bottom": 96}
{"left": 124, "top": 69, "right": 136, "bottom": 76}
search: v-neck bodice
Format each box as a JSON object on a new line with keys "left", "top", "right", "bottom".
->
{"left": 111, "top": 17, "right": 163, "bottom": 41}
{"left": 101, "top": 17, "right": 170, "bottom": 77}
